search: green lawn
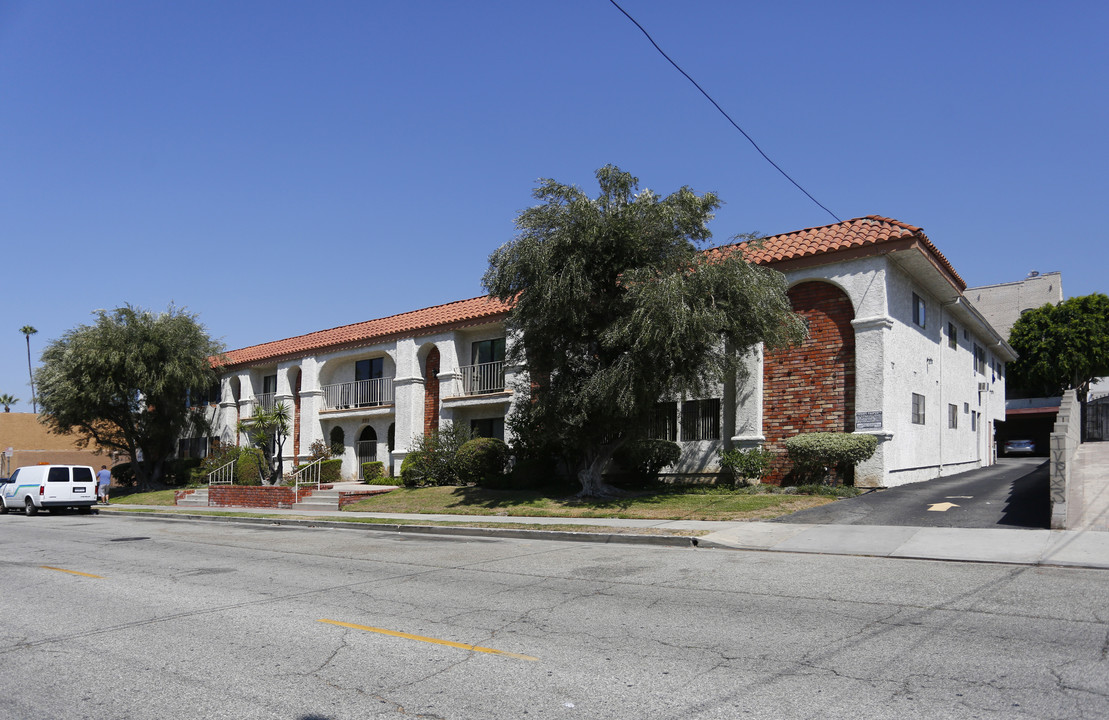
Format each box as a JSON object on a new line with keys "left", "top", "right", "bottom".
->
{"left": 107, "top": 483, "right": 844, "bottom": 522}
{"left": 340, "top": 485, "right": 837, "bottom": 521}
{"left": 107, "top": 488, "right": 179, "bottom": 506}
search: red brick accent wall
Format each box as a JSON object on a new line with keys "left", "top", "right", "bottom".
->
{"left": 424, "top": 347, "right": 440, "bottom": 437}
{"left": 208, "top": 485, "right": 296, "bottom": 509}
{"left": 763, "top": 281, "right": 856, "bottom": 482}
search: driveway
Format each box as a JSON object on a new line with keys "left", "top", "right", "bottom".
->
{"left": 775, "top": 458, "right": 1049, "bottom": 528}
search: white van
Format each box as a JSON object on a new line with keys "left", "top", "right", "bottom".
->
{"left": 0, "top": 465, "right": 98, "bottom": 515}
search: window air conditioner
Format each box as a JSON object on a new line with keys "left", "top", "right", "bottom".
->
{"left": 977, "top": 382, "right": 989, "bottom": 391}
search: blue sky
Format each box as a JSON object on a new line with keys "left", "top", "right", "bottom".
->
{"left": 1, "top": 1, "right": 1106, "bottom": 411}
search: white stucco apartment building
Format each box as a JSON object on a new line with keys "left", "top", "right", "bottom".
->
{"left": 191, "top": 216, "right": 1015, "bottom": 488}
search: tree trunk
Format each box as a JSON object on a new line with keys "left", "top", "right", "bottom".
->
{"left": 575, "top": 450, "right": 623, "bottom": 498}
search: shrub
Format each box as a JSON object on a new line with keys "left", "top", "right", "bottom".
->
{"left": 457, "top": 437, "right": 510, "bottom": 486}
{"left": 362, "top": 461, "right": 388, "bottom": 484}
{"left": 613, "top": 439, "right": 681, "bottom": 484}
{"left": 784, "top": 432, "right": 878, "bottom": 485}
{"left": 400, "top": 449, "right": 433, "bottom": 488}
{"left": 234, "top": 448, "right": 264, "bottom": 485}
{"left": 718, "top": 447, "right": 773, "bottom": 485}
{"left": 306, "top": 439, "right": 333, "bottom": 463}
{"left": 320, "top": 458, "right": 342, "bottom": 482}
{"left": 295, "top": 458, "right": 343, "bottom": 483}
{"left": 399, "top": 424, "right": 472, "bottom": 487}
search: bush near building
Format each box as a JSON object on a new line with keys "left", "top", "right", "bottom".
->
{"left": 784, "top": 432, "right": 877, "bottom": 485}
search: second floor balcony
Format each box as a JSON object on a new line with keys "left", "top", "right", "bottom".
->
{"left": 460, "top": 361, "right": 505, "bottom": 395}
{"left": 251, "top": 392, "right": 276, "bottom": 413}
{"left": 321, "top": 377, "right": 395, "bottom": 411}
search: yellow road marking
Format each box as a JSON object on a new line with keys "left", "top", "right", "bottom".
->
{"left": 40, "top": 566, "right": 104, "bottom": 578}
{"left": 927, "top": 502, "right": 960, "bottom": 512}
{"left": 318, "top": 619, "right": 538, "bottom": 661}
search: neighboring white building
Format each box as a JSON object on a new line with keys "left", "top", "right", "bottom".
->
{"left": 190, "top": 216, "right": 1015, "bottom": 488}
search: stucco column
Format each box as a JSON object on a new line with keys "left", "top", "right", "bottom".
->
{"left": 391, "top": 338, "right": 424, "bottom": 474}
{"left": 851, "top": 315, "right": 894, "bottom": 487}
{"left": 729, "top": 344, "right": 765, "bottom": 450}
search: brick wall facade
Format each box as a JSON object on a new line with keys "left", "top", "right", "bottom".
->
{"left": 423, "top": 347, "right": 440, "bottom": 437}
{"left": 763, "top": 281, "right": 856, "bottom": 482}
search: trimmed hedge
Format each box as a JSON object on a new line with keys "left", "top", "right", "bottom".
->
{"left": 457, "top": 437, "right": 510, "bottom": 487}
{"left": 784, "top": 432, "right": 878, "bottom": 485}
{"left": 295, "top": 458, "right": 342, "bottom": 483}
{"left": 362, "top": 461, "right": 390, "bottom": 484}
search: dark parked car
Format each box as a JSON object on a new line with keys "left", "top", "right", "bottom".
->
{"left": 1004, "top": 439, "right": 1036, "bottom": 456}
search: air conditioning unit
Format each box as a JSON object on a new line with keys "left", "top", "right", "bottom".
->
{"left": 978, "top": 382, "right": 989, "bottom": 391}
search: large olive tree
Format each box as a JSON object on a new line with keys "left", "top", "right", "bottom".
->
{"left": 483, "top": 165, "right": 805, "bottom": 497}
{"left": 36, "top": 305, "right": 224, "bottom": 489}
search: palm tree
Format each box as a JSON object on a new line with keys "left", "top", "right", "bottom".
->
{"left": 0, "top": 393, "right": 17, "bottom": 412}
{"left": 19, "top": 325, "right": 37, "bottom": 413}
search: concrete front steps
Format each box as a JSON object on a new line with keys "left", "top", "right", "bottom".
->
{"left": 294, "top": 482, "right": 397, "bottom": 511}
{"left": 177, "top": 488, "right": 210, "bottom": 507}
{"left": 291, "top": 487, "right": 344, "bottom": 511}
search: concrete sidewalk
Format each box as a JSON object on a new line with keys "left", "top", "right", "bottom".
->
{"left": 100, "top": 503, "right": 1109, "bottom": 570}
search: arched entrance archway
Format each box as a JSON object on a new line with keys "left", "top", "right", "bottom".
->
{"left": 763, "top": 281, "right": 856, "bottom": 482}
{"left": 357, "top": 426, "right": 378, "bottom": 467}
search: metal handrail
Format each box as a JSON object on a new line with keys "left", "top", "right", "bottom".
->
{"left": 320, "top": 377, "right": 394, "bottom": 410}
{"left": 206, "top": 460, "right": 236, "bottom": 486}
{"left": 289, "top": 457, "right": 324, "bottom": 502}
{"left": 460, "top": 361, "right": 505, "bottom": 395}
{"left": 251, "top": 393, "right": 276, "bottom": 413}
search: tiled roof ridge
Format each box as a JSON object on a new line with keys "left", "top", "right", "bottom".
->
{"left": 220, "top": 294, "right": 510, "bottom": 366}
{"left": 712, "top": 215, "right": 963, "bottom": 288}
{"left": 219, "top": 215, "right": 964, "bottom": 367}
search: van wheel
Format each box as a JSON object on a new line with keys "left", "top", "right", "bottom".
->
{"left": 78, "top": 505, "right": 92, "bottom": 514}
{"left": 0, "top": 501, "right": 8, "bottom": 515}
{"left": 25, "top": 498, "right": 38, "bottom": 516}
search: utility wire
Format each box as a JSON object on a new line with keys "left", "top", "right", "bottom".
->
{"left": 608, "top": 0, "right": 841, "bottom": 223}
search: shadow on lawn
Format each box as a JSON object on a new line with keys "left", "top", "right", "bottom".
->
{"left": 441, "top": 482, "right": 697, "bottom": 513}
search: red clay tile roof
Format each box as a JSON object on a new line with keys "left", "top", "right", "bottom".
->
{"left": 220, "top": 216, "right": 961, "bottom": 367}
{"left": 710, "top": 215, "right": 964, "bottom": 289}
{"left": 220, "top": 295, "right": 512, "bottom": 367}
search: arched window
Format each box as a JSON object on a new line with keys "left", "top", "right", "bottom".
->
{"left": 329, "top": 426, "right": 345, "bottom": 455}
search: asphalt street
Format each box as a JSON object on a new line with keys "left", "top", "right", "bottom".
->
{"left": 2, "top": 513, "right": 1107, "bottom": 719}
{"left": 776, "top": 458, "right": 1050, "bottom": 528}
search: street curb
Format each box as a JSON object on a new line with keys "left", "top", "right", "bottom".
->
{"left": 97, "top": 509, "right": 701, "bottom": 548}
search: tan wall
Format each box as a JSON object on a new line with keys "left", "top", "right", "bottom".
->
{"left": 0, "top": 413, "right": 118, "bottom": 476}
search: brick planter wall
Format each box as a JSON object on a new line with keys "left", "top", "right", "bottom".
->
{"left": 338, "top": 488, "right": 394, "bottom": 508}
{"left": 763, "top": 281, "right": 856, "bottom": 483}
{"left": 209, "top": 485, "right": 296, "bottom": 509}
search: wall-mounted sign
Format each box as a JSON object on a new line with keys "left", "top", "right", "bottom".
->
{"left": 855, "top": 411, "right": 883, "bottom": 431}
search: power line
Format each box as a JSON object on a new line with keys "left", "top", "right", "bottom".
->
{"left": 608, "top": 0, "right": 841, "bottom": 223}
